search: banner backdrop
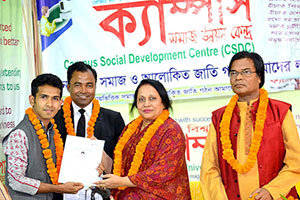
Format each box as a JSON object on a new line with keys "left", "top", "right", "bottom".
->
{"left": 36, "top": 0, "right": 300, "bottom": 103}
{"left": 0, "top": 0, "right": 34, "bottom": 183}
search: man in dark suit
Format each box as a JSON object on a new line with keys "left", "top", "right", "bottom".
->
{"left": 54, "top": 62, "right": 125, "bottom": 199}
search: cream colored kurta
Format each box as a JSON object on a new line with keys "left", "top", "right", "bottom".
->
{"left": 200, "top": 100, "right": 300, "bottom": 200}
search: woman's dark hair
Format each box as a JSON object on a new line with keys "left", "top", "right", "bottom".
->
{"left": 229, "top": 51, "right": 265, "bottom": 88}
{"left": 67, "top": 62, "right": 97, "bottom": 84}
{"left": 130, "top": 79, "right": 172, "bottom": 113}
{"left": 31, "top": 73, "right": 63, "bottom": 98}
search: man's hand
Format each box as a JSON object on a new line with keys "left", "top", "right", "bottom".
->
{"left": 59, "top": 182, "right": 84, "bottom": 194}
{"left": 96, "top": 163, "right": 105, "bottom": 175}
{"left": 89, "top": 136, "right": 97, "bottom": 140}
{"left": 38, "top": 181, "right": 84, "bottom": 194}
{"left": 249, "top": 188, "right": 273, "bottom": 200}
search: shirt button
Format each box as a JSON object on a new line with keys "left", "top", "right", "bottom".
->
{"left": 234, "top": 133, "right": 238, "bottom": 136}
{"left": 237, "top": 119, "right": 240, "bottom": 123}
{"left": 237, "top": 194, "right": 240, "bottom": 198}
{"left": 234, "top": 179, "right": 237, "bottom": 183}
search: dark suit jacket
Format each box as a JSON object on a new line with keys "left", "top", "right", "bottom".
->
{"left": 54, "top": 103, "right": 125, "bottom": 159}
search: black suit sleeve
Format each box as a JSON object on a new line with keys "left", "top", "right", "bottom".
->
{"left": 110, "top": 112, "right": 125, "bottom": 158}
{"left": 94, "top": 108, "right": 125, "bottom": 159}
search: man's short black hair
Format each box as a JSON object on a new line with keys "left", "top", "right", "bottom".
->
{"left": 67, "top": 62, "right": 97, "bottom": 84}
{"left": 31, "top": 73, "right": 63, "bottom": 98}
{"left": 229, "top": 51, "right": 265, "bottom": 88}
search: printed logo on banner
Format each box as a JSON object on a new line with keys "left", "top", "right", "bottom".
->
{"left": 37, "top": 0, "right": 73, "bottom": 51}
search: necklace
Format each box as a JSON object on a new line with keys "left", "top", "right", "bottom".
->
{"left": 220, "top": 88, "right": 268, "bottom": 173}
{"left": 113, "top": 109, "right": 169, "bottom": 190}
{"left": 62, "top": 96, "right": 100, "bottom": 138}
{"left": 25, "top": 108, "right": 63, "bottom": 184}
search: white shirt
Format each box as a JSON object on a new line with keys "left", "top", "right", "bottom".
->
{"left": 72, "top": 101, "right": 93, "bottom": 138}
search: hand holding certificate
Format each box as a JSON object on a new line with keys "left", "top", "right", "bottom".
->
{"left": 58, "top": 135, "right": 105, "bottom": 187}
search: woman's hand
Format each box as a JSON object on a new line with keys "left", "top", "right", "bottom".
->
{"left": 94, "top": 174, "right": 135, "bottom": 189}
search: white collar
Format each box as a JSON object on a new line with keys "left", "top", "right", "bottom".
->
{"left": 72, "top": 101, "right": 93, "bottom": 119}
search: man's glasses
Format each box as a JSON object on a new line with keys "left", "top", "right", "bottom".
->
{"left": 229, "top": 69, "right": 256, "bottom": 78}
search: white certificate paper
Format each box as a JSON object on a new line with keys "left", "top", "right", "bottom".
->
{"left": 58, "top": 135, "right": 105, "bottom": 186}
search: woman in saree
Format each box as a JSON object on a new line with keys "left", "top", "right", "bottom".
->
{"left": 95, "top": 79, "right": 191, "bottom": 199}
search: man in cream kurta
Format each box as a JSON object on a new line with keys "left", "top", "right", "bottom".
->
{"left": 201, "top": 101, "right": 300, "bottom": 200}
{"left": 200, "top": 51, "right": 300, "bottom": 200}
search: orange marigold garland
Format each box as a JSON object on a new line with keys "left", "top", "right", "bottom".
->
{"left": 220, "top": 88, "right": 268, "bottom": 174}
{"left": 113, "top": 109, "right": 170, "bottom": 190}
{"left": 280, "top": 195, "right": 299, "bottom": 200}
{"left": 62, "top": 96, "right": 100, "bottom": 138}
{"left": 25, "top": 108, "right": 63, "bottom": 184}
